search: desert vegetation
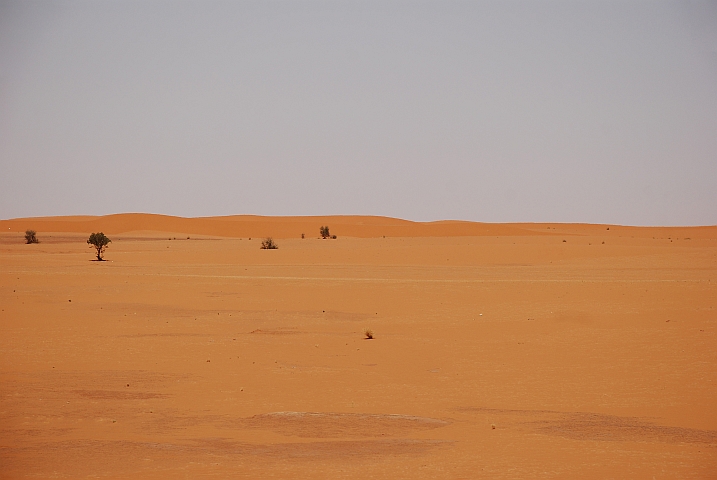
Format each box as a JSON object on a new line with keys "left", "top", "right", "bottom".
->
{"left": 364, "top": 328, "right": 374, "bottom": 339}
{"left": 87, "top": 232, "right": 111, "bottom": 260}
{"left": 320, "top": 226, "right": 337, "bottom": 239}
{"left": 24, "top": 230, "right": 38, "bottom": 244}
{"left": 261, "top": 237, "right": 278, "bottom": 249}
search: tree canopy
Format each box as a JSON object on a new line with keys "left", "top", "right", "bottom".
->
{"left": 87, "top": 232, "right": 111, "bottom": 261}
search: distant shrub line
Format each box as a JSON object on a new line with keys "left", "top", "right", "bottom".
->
{"left": 21, "top": 225, "right": 340, "bottom": 256}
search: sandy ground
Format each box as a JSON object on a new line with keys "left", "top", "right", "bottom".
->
{"left": 1, "top": 215, "right": 716, "bottom": 478}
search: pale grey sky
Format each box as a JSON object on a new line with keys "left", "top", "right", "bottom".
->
{"left": 1, "top": 0, "right": 715, "bottom": 225}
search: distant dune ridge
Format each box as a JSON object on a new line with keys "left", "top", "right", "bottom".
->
{"left": 0, "top": 213, "right": 715, "bottom": 239}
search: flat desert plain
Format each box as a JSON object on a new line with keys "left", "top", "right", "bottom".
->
{"left": 1, "top": 214, "right": 716, "bottom": 479}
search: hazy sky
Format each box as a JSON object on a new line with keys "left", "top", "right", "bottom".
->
{"left": 1, "top": 1, "right": 715, "bottom": 225}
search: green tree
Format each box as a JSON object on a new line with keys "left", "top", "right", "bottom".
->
{"left": 24, "top": 230, "right": 39, "bottom": 244}
{"left": 87, "top": 232, "right": 111, "bottom": 260}
{"left": 320, "top": 225, "right": 330, "bottom": 239}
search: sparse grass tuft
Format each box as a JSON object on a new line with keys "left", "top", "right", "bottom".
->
{"left": 364, "top": 328, "right": 374, "bottom": 339}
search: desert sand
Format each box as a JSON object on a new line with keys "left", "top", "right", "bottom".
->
{"left": 1, "top": 214, "right": 715, "bottom": 478}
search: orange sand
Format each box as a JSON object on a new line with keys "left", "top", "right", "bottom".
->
{"left": 1, "top": 214, "right": 715, "bottom": 478}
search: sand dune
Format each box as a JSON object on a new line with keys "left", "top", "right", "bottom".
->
{"left": 2, "top": 212, "right": 715, "bottom": 239}
{"left": 1, "top": 215, "right": 715, "bottom": 478}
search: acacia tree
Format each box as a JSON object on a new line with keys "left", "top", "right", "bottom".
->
{"left": 24, "top": 230, "right": 39, "bottom": 244}
{"left": 320, "top": 226, "right": 330, "bottom": 239}
{"left": 87, "top": 232, "right": 111, "bottom": 260}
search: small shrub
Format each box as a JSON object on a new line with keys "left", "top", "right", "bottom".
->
{"left": 87, "top": 232, "right": 111, "bottom": 261}
{"left": 320, "top": 226, "right": 330, "bottom": 239}
{"left": 261, "top": 237, "right": 278, "bottom": 249}
{"left": 331, "top": 235, "right": 337, "bottom": 239}
{"left": 24, "top": 230, "right": 39, "bottom": 244}
{"left": 301, "top": 233, "right": 305, "bottom": 239}
{"left": 364, "top": 328, "right": 374, "bottom": 339}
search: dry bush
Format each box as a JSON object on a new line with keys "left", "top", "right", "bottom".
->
{"left": 261, "top": 237, "right": 278, "bottom": 249}
{"left": 24, "top": 230, "right": 39, "bottom": 244}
